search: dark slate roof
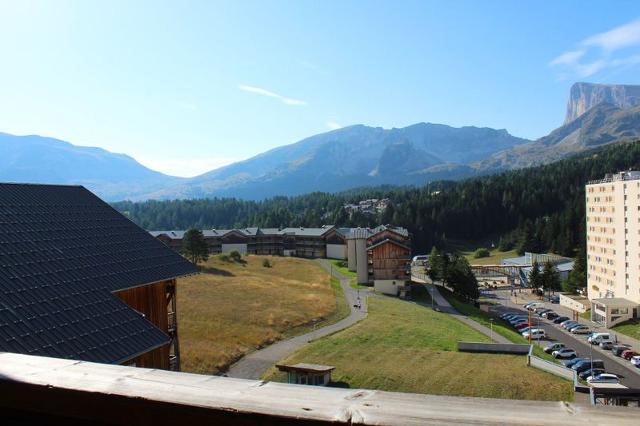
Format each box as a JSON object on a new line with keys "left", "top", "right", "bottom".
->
{"left": 0, "top": 183, "right": 198, "bottom": 364}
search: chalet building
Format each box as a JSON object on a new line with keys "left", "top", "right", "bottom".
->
{"left": 0, "top": 183, "right": 198, "bottom": 371}
{"left": 151, "top": 224, "right": 410, "bottom": 294}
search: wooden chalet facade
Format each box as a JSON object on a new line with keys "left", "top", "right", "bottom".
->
{"left": 0, "top": 183, "right": 197, "bottom": 371}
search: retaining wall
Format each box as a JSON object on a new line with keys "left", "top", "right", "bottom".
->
{"left": 458, "top": 342, "right": 531, "bottom": 354}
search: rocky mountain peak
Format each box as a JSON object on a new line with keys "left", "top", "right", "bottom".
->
{"left": 565, "top": 82, "right": 640, "bottom": 124}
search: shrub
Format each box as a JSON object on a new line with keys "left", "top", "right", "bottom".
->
{"left": 262, "top": 259, "right": 272, "bottom": 268}
{"left": 217, "top": 253, "right": 230, "bottom": 262}
{"left": 229, "top": 250, "right": 242, "bottom": 262}
{"left": 473, "top": 248, "right": 491, "bottom": 259}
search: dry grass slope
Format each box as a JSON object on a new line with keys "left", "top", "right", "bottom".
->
{"left": 264, "top": 297, "right": 573, "bottom": 401}
{"left": 178, "top": 255, "right": 349, "bottom": 374}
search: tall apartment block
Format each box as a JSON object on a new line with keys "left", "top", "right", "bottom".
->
{"left": 586, "top": 170, "right": 640, "bottom": 327}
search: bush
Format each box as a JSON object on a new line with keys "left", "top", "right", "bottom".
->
{"left": 473, "top": 248, "right": 491, "bottom": 259}
{"left": 336, "top": 260, "right": 348, "bottom": 268}
{"left": 262, "top": 259, "right": 272, "bottom": 268}
{"left": 217, "top": 253, "right": 230, "bottom": 262}
{"left": 229, "top": 250, "right": 242, "bottom": 262}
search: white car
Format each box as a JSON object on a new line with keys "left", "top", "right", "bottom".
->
{"left": 522, "top": 329, "right": 546, "bottom": 339}
{"left": 553, "top": 348, "right": 577, "bottom": 359}
{"left": 587, "top": 373, "right": 619, "bottom": 384}
{"left": 570, "top": 325, "right": 591, "bottom": 334}
{"left": 631, "top": 355, "right": 640, "bottom": 367}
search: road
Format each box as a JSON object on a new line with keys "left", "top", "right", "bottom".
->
{"left": 487, "top": 288, "right": 640, "bottom": 388}
{"left": 226, "top": 259, "right": 367, "bottom": 379}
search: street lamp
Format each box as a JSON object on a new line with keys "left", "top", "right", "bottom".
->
{"left": 489, "top": 318, "right": 494, "bottom": 342}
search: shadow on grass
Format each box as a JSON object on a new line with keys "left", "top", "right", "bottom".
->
{"left": 201, "top": 266, "right": 235, "bottom": 277}
{"left": 328, "top": 381, "right": 351, "bottom": 389}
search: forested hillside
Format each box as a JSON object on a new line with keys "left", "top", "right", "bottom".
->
{"left": 114, "top": 140, "right": 640, "bottom": 255}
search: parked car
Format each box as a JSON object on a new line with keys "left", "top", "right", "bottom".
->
{"left": 527, "top": 302, "right": 545, "bottom": 311}
{"left": 537, "top": 308, "right": 553, "bottom": 316}
{"left": 534, "top": 307, "right": 549, "bottom": 314}
{"left": 572, "top": 359, "right": 604, "bottom": 374}
{"left": 515, "top": 323, "right": 531, "bottom": 330}
{"left": 553, "top": 316, "right": 569, "bottom": 324}
{"left": 622, "top": 350, "right": 639, "bottom": 360}
{"left": 554, "top": 349, "right": 578, "bottom": 360}
{"left": 510, "top": 318, "right": 528, "bottom": 326}
{"left": 545, "top": 312, "right": 559, "bottom": 321}
{"left": 567, "top": 323, "right": 587, "bottom": 332}
{"left": 560, "top": 320, "right": 578, "bottom": 329}
{"left": 550, "top": 295, "right": 560, "bottom": 304}
{"left": 587, "top": 374, "right": 620, "bottom": 384}
{"left": 544, "top": 342, "right": 565, "bottom": 354}
{"left": 570, "top": 325, "right": 592, "bottom": 334}
{"left": 599, "top": 340, "right": 615, "bottom": 350}
{"left": 562, "top": 357, "right": 587, "bottom": 367}
{"left": 588, "top": 333, "right": 614, "bottom": 345}
{"left": 612, "top": 345, "right": 631, "bottom": 357}
{"left": 579, "top": 368, "right": 605, "bottom": 380}
{"left": 631, "top": 356, "right": 640, "bottom": 367}
{"left": 522, "top": 329, "right": 546, "bottom": 339}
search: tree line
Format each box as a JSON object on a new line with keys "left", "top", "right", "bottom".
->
{"left": 115, "top": 140, "right": 640, "bottom": 290}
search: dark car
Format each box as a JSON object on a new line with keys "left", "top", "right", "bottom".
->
{"left": 579, "top": 368, "right": 606, "bottom": 380}
{"left": 562, "top": 357, "right": 587, "bottom": 368}
{"left": 537, "top": 308, "right": 553, "bottom": 316}
{"left": 545, "top": 312, "right": 559, "bottom": 320}
{"left": 572, "top": 359, "right": 604, "bottom": 374}
{"left": 622, "top": 350, "right": 639, "bottom": 360}
{"left": 550, "top": 295, "right": 560, "bottom": 304}
{"left": 613, "top": 345, "right": 631, "bottom": 357}
{"left": 553, "top": 316, "right": 569, "bottom": 324}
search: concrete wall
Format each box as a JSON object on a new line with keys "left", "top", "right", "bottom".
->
{"left": 221, "top": 243, "right": 248, "bottom": 255}
{"left": 355, "top": 238, "right": 368, "bottom": 284}
{"left": 373, "top": 280, "right": 403, "bottom": 296}
{"left": 326, "top": 244, "right": 347, "bottom": 260}
{"left": 347, "top": 239, "right": 357, "bottom": 271}
{"left": 528, "top": 355, "right": 575, "bottom": 381}
{"left": 560, "top": 294, "right": 589, "bottom": 313}
{"left": 457, "top": 342, "right": 530, "bottom": 354}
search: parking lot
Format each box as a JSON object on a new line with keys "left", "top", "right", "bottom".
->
{"left": 486, "top": 288, "right": 640, "bottom": 389}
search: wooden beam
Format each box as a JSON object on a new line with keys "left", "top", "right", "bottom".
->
{"left": 0, "top": 353, "right": 637, "bottom": 425}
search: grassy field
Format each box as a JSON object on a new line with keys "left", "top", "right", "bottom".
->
{"left": 178, "top": 255, "right": 349, "bottom": 374}
{"left": 328, "top": 259, "right": 366, "bottom": 288}
{"left": 263, "top": 296, "right": 572, "bottom": 401}
{"left": 613, "top": 319, "right": 640, "bottom": 341}
{"left": 463, "top": 248, "right": 520, "bottom": 265}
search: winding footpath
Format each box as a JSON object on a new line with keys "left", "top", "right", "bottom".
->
{"left": 226, "top": 259, "right": 367, "bottom": 380}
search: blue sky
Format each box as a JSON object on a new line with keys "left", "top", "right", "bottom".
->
{"left": 1, "top": 1, "right": 640, "bottom": 177}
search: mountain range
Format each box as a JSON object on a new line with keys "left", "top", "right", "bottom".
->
{"left": 2, "top": 82, "right": 640, "bottom": 201}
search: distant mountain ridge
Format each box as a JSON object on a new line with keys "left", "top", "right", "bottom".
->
{"left": 2, "top": 81, "right": 640, "bottom": 201}
{"left": 0, "top": 133, "right": 183, "bottom": 200}
{"left": 142, "top": 123, "right": 529, "bottom": 200}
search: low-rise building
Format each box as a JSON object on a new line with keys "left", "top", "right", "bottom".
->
{"left": 151, "top": 224, "right": 411, "bottom": 290}
{"left": 276, "top": 363, "right": 335, "bottom": 386}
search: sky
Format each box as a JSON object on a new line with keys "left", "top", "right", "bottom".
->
{"left": 1, "top": 1, "right": 640, "bottom": 177}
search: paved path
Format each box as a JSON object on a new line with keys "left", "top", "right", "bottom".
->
{"left": 226, "top": 259, "right": 367, "bottom": 380}
{"left": 427, "top": 283, "right": 511, "bottom": 344}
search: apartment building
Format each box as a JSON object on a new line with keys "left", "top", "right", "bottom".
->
{"left": 586, "top": 170, "right": 640, "bottom": 327}
{"left": 151, "top": 225, "right": 411, "bottom": 291}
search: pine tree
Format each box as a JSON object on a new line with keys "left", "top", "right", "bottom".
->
{"left": 182, "top": 229, "right": 209, "bottom": 266}
{"left": 528, "top": 261, "right": 542, "bottom": 291}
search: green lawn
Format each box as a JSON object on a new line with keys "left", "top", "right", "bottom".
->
{"left": 263, "top": 296, "right": 572, "bottom": 401}
{"left": 463, "top": 248, "right": 520, "bottom": 265}
{"left": 613, "top": 319, "right": 640, "bottom": 341}
{"left": 438, "top": 287, "right": 557, "bottom": 363}
{"left": 328, "top": 259, "right": 366, "bottom": 288}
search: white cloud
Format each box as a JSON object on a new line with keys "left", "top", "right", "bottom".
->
{"left": 326, "top": 120, "right": 342, "bottom": 130}
{"left": 583, "top": 19, "right": 640, "bottom": 51}
{"left": 137, "top": 156, "right": 239, "bottom": 178}
{"left": 238, "top": 84, "right": 307, "bottom": 106}
{"left": 550, "top": 18, "right": 640, "bottom": 77}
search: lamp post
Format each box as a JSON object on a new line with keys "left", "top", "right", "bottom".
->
{"left": 489, "top": 318, "right": 494, "bottom": 342}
